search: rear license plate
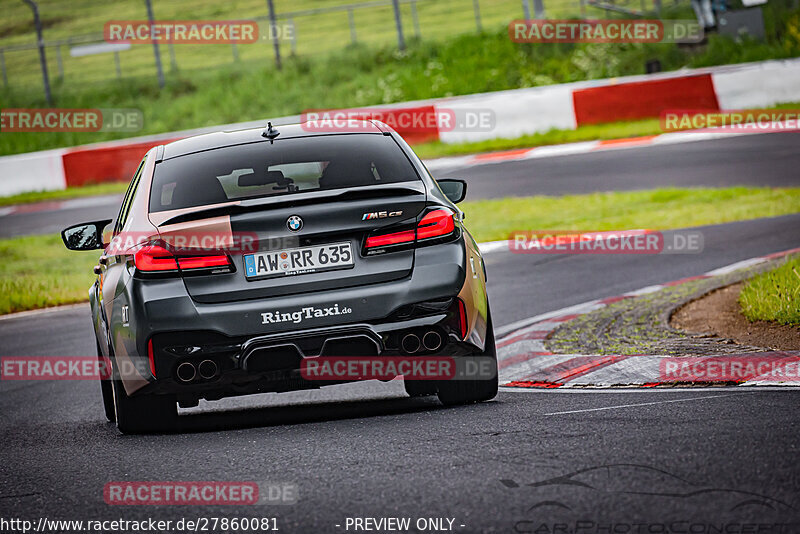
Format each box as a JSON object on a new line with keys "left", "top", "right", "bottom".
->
{"left": 243, "top": 242, "right": 354, "bottom": 280}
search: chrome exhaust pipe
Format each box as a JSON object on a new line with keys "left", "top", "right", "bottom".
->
{"left": 401, "top": 333, "right": 421, "bottom": 354}
{"left": 422, "top": 330, "right": 443, "bottom": 352}
{"left": 176, "top": 362, "right": 196, "bottom": 383}
{"left": 198, "top": 359, "right": 218, "bottom": 380}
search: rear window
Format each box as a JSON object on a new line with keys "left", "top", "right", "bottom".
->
{"left": 149, "top": 134, "right": 419, "bottom": 212}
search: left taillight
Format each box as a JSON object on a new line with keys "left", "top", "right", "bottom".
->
{"left": 365, "top": 208, "right": 457, "bottom": 253}
{"left": 134, "top": 244, "right": 233, "bottom": 274}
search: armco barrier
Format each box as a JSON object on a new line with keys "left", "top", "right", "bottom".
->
{"left": 62, "top": 138, "right": 181, "bottom": 188}
{"left": 2, "top": 58, "right": 800, "bottom": 196}
{"left": 572, "top": 74, "right": 719, "bottom": 126}
{"left": 0, "top": 149, "right": 67, "bottom": 197}
{"left": 712, "top": 60, "right": 800, "bottom": 109}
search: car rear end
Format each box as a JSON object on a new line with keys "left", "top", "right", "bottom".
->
{"left": 118, "top": 123, "right": 491, "bottom": 408}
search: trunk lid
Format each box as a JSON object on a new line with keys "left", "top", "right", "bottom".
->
{"left": 155, "top": 182, "right": 427, "bottom": 303}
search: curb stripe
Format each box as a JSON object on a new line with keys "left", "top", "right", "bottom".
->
{"left": 496, "top": 247, "right": 800, "bottom": 388}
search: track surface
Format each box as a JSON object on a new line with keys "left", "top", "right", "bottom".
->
{"left": 2, "top": 132, "right": 799, "bottom": 238}
{"left": 2, "top": 134, "right": 800, "bottom": 530}
{"left": 437, "top": 132, "right": 800, "bottom": 199}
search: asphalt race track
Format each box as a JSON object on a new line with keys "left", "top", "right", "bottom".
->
{"left": 2, "top": 133, "right": 800, "bottom": 531}
{"left": 437, "top": 132, "right": 800, "bottom": 199}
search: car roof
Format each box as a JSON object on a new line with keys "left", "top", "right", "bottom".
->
{"left": 161, "top": 120, "right": 389, "bottom": 160}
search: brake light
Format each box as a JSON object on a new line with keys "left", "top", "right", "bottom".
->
{"left": 417, "top": 209, "right": 455, "bottom": 240}
{"left": 176, "top": 255, "right": 232, "bottom": 270}
{"left": 134, "top": 245, "right": 178, "bottom": 271}
{"left": 365, "top": 208, "right": 456, "bottom": 251}
{"left": 134, "top": 244, "right": 232, "bottom": 273}
{"left": 365, "top": 229, "right": 415, "bottom": 248}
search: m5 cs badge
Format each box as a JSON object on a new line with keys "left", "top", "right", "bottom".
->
{"left": 362, "top": 210, "right": 403, "bottom": 221}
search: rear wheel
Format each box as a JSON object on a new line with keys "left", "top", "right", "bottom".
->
{"left": 437, "top": 310, "right": 498, "bottom": 406}
{"left": 96, "top": 340, "right": 115, "bottom": 423}
{"left": 111, "top": 357, "right": 178, "bottom": 434}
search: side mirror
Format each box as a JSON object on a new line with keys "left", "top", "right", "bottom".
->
{"left": 61, "top": 219, "right": 112, "bottom": 251}
{"left": 438, "top": 179, "right": 467, "bottom": 204}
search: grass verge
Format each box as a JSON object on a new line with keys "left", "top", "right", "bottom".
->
{"left": 2, "top": 186, "right": 800, "bottom": 315}
{"left": 461, "top": 187, "right": 800, "bottom": 243}
{"left": 739, "top": 256, "right": 800, "bottom": 326}
{"left": 0, "top": 234, "right": 99, "bottom": 315}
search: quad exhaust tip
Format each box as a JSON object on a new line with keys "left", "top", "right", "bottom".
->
{"left": 401, "top": 333, "right": 421, "bottom": 354}
{"left": 198, "top": 359, "right": 218, "bottom": 380}
{"left": 422, "top": 331, "right": 443, "bottom": 352}
{"left": 401, "top": 331, "right": 442, "bottom": 354}
{"left": 176, "top": 362, "right": 196, "bottom": 383}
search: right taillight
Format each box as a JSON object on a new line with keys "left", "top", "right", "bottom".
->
{"left": 365, "top": 208, "right": 457, "bottom": 253}
{"left": 417, "top": 208, "right": 455, "bottom": 241}
{"left": 134, "top": 244, "right": 233, "bottom": 274}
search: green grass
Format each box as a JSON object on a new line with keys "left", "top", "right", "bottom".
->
{"left": 739, "top": 256, "right": 800, "bottom": 326}
{"left": 2, "top": 186, "right": 799, "bottom": 315}
{"left": 2, "top": 1, "right": 799, "bottom": 156}
{"left": 0, "top": 234, "right": 99, "bottom": 315}
{"left": 0, "top": 182, "right": 127, "bottom": 207}
{"left": 0, "top": 0, "right": 580, "bottom": 88}
{"left": 460, "top": 187, "right": 800, "bottom": 242}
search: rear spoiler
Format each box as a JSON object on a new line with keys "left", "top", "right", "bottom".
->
{"left": 152, "top": 182, "right": 427, "bottom": 227}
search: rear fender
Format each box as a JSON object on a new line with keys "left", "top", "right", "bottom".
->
{"left": 457, "top": 230, "right": 489, "bottom": 350}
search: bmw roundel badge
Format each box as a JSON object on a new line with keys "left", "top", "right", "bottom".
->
{"left": 287, "top": 215, "right": 303, "bottom": 232}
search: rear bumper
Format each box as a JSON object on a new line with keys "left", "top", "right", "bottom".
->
{"left": 117, "top": 239, "right": 489, "bottom": 397}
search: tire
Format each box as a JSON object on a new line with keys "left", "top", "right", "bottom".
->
{"left": 437, "top": 310, "right": 498, "bottom": 406}
{"left": 403, "top": 378, "right": 438, "bottom": 398}
{"left": 96, "top": 341, "right": 116, "bottom": 423}
{"left": 111, "top": 357, "right": 178, "bottom": 434}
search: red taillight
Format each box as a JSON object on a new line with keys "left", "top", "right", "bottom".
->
{"left": 176, "top": 255, "right": 232, "bottom": 270}
{"left": 417, "top": 209, "right": 455, "bottom": 241}
{"left": 134, "top": 245, "right": 178, "bottom": 271}
{"left": 365, "top": 229, "right": 416, "bottom": 248}
{"left": 134, "top": 244, "right": 232, "bottom": 272}
{"left": 147, "top": 338, "right": 156, "bottom": 378}
{"left": 365, "top": 208, "right": 456, "bottom": 250}
{"left": 457, "top": 298, "right": 468, "bottom": 339}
